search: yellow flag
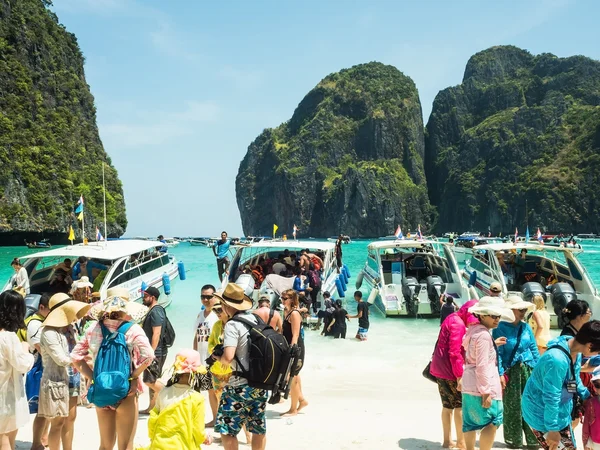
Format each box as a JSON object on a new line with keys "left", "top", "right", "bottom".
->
{"left": 77, "top": 211, "right": 83, "bottom": 221}
{"left": 273, "top": 224, "right": 278, "bottom": 238}
{"left": 68, "top": 226, "right": 75, "bottom": 241}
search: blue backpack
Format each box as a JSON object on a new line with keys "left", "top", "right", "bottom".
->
{"left": 87, "top": 321, "right": 133, "bottom": 407}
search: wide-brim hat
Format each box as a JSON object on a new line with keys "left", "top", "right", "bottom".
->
{"left": 88, "top": 295, "right": 148, "bottom": 323}
{"left": 468, "top": 296, "right": 515, "bottom": 322}
{"left": 74, "top": 276, "right": 93, "bottom": 289}
{"left": 504, "top": 295, "right": 536, "bottom": 314}
{"left": 106, "top": 287, "right": 130, "bottom": 301}
{"left": 44, "top": 293, "right": 92, "bottom": 328}
{"left": 172, "top": 349, "right": 205, "bottom": 375}
{"left": 213, "top": 283, "right": 253, "bottom": 311}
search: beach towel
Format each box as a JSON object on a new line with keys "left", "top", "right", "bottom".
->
{"left": 264, "top": 274, "right": 295, "bottom": 296}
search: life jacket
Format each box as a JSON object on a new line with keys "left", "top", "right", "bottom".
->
{"left": 310, "top": 256, "right": 321, "bottom": 271}
{"left": 251, "top": 266, "right": 265, "bottom": 288}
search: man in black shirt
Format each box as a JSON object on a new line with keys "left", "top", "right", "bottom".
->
{"left": 140, "top": 286, "right": 168, "bottom": 414}
{"left": 348, "top": 290, "right": 369, "bottom": 341}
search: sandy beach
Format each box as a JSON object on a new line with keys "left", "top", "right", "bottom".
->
{"left": 13, "top": 316, "right": 585, "bottom": 450}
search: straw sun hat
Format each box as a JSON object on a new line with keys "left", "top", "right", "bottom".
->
{"left": 44, "top": 293, "right": 92, "bottom": 328}
{"left": 73, "top": 276, "right": 93, "bottom": 289}
{"left": 468, "top": 296, "right": 515, "bottom": 322}
{"left": 213, "top": 283, "right": 253, "bottom": 311}
{"left": 89, "top": 295, "right": 148, "bottom": 323}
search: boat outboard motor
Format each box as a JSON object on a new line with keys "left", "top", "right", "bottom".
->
{"left": 521, "top": 282, "right": 547, "bottom": 304}
{"left": 426, "top": 275, "right": 446, "bottom": 315}
{"left": 24, "top": 294, "right": 41, "bottom": 319}
{"left": 401, "top": 277, "right": 421, "bottom": 316}
{"left": 551, "top": 282, "right": 577, "bottom": 329}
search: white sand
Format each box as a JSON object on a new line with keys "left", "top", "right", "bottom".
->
{"left": 14, "top": 321, "right": 585, "bottom": 449}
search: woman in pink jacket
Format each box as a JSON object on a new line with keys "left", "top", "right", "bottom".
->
{"left": 461, "top": 297, "right": 514, "bottom": 450}
{"left": 431, "top": 299, "right": 479, "bottom": 448}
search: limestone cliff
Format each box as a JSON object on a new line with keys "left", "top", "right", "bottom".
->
{"left": 236, "top": 62, "right": 432, "bottom": 238}
{"left": 425, "top": 46, "right": 600, "bottom": 233}
{"left": 0, "top": 0, "right": 126, "bottom": 244}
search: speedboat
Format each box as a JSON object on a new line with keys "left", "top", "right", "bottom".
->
{"left": 226, "top": 240, "right": 342, "bottom": 306}
{"left": 327, "top": 235, "right": 351, "bottom": 244}
{"left": 163, "top": 238, "right": 180, "bottom": 248}
{"left": 355, "top": 239, "right": 470, "bottom": 317}
{"left": 457, "top": 242, "right": 600, "bottom": 326}
{"left": 25, "top": 239, "right": 52, "bottom": 249}
{"left": 453, "top": 236, "right": 505, "bottom": 264}
{"left": 3, "top": 240, "right": 185, "bottom": 308}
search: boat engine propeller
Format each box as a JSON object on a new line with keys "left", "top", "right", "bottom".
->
{"left": 551, "top": 282, "right": 577, "bottom": 329}
{"left": 426, "top": 275, "right": 445, "bottom": 315}
{"left": 401, "top": 277, "right": 420, "bottom": 316}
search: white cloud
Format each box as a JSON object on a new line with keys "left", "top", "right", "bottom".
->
{"left": 99, "top": 101, "right": 221, "bottom": 149}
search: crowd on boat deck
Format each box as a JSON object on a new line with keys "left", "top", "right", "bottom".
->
{"left": 428, "top": 290, "right": 600, "bottom": 450}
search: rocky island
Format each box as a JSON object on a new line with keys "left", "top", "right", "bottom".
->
{"left": 236, "top": 62, "right": 433, "bottom": 238}
{"left": 0, "top": 0, "right": 126, "bottom": 245}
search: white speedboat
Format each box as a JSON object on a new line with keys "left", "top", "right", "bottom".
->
{"left": 457, "top": 242, "right": 600, "bottom": 327}
{"left": 356, "top": 239, "right": 470, "bottom": 317}
{"left": 226, "top": 240, "right": 342, "bottom": 306}
{"left": 163, "top": 238, "right": 181, "bottom": 248}
{"left": 3, "top": 240, "right": 184, "bottom": 308}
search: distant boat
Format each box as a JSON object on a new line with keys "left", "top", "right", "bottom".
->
{"left": 24, "top": 239, "right": 52, "bottom": 249}
{"left": 577, "top": 234, "right": 597, "bottom": 239}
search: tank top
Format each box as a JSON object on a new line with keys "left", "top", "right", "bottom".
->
{"left": 528, "top": 310, "right": 551, "bottom": 347}
{"left": 283, "top": 310, "right": 304, "bottom": 348}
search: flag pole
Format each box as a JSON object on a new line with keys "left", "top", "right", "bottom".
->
{"left": 81, "top": 194, "right": 85, "bottom": 244}
{"left": 102, "top": 162, "right": 108, "bottom": 243}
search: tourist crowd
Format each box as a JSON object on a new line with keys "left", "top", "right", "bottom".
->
{"left": 429, "top": 286, "right": 600, "bottom": 450}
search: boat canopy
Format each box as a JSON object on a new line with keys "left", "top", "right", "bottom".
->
{"left": 367, "top": 239, "right": 440, "bottom": 250}
{"left": 17, "top": 239, "right": 165, "bottom": 262}
{"left": 474, "top": 242, "right": 584, "bottom": 255}
{"left": 233, "top": 240, "right": 336, "bottom": 252}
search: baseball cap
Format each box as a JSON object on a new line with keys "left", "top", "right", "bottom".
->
{"left": 144, "top": 286, "right": 160, "bottom": 299}
{"left": 490, "top": 282, "right": 502, "bottom": 293}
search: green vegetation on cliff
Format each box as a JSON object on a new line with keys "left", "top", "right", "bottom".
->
{"left": 237, "top": 62, "right": 432, "bottom": 237}
{"left": 425, "top": 45, "right": 600, "bottom": 233}
{"left": 0, "top": 0, "right": 126, "bottom": 236}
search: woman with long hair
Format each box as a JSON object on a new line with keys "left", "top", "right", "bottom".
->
{"left": 0, "top": 290, "right": 34, "bottom": 450}
{"left": 71, "top": 296, "right": 153, "bottom": 450}
{"left": 280, "top": 289, "right": 308, "bottom": 416}
{"left": 11, "top": 258, "right": 29, "bottom": 295}
{"left": 529, "top": 294, "right": 551, "bottom": 354}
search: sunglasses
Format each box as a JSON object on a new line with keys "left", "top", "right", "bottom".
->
{"left": 281, "top": 296, "right": 290, "bottom": 300}
{"left": 213, "top": 308, "right": 223, "bottom": 314}
{"left": 486, "top": 314, "right": 501, "bottom": 320}
{"left": 518, "top": 308, "right": 529, "bottom": 313}
{"left": 201, "top": 295, "right": 214, "bottom": 300}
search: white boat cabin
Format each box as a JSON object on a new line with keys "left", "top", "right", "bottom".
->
{"left": 357, "top": 240, "right": 469, "bottom": 317}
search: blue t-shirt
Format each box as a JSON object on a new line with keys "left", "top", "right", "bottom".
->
{"left": 214, "top": 239, "right": 231, "bottom": 259}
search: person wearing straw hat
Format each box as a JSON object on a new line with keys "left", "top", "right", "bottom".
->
{"left": 143, "top": 349, "right": 212, "bottom": 449}
{"left": 461, "top": 297, "right": 514, "bottom": 450}
{"left": 38, "top": 293, "right": 91, "bottom": 450}
{"left": 70, "top": 295, "right": 154, "bottom": 450}
{"left": 210, "top": 283, "right": 268, "bottom": 450}
{"left": 492, "top": 295, "right": 539, "bottom": 448}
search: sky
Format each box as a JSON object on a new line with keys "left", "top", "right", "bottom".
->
{"left": 50, "top": 0, "right": 600, "bottom": 238}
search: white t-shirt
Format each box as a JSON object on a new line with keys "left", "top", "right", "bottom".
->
{"left": 272, "top": 262, "right": 287, "bottom": 275}
{"left": 194, "top": 310, "right": 218, "bottom": 362}
{"left": 15, "top": 267, "right": 29, "bottom": 294}
{"left": 26, "top": 318, "right": 44, "bottom": 354}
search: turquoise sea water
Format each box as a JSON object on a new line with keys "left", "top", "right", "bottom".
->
{"left": 4, "top": 240, "right": 600, "bottom": 353}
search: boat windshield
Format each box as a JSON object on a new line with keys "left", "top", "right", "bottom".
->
{"left": 376, "top": 246, "right": 454, "bottom": 284}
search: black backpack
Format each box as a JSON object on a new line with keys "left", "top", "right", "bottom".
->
{"left": 231, "top": 313, "right": 290, "bottom": 391}
{"left": 145, "top": 305, "right": 176, "bottom": 348}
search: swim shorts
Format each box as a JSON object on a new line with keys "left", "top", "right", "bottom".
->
{"left": 462, "top": 393, "right": 503, "bottom": 432}
{"left": 215, "top": 385, "right": 268, "bottom": 436}
{"left": 357, "top": 327, "right": 368, "bottom": 340}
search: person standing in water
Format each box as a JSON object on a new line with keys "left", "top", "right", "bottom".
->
{"left": 348, "top": 291, "right": 369, "bottom": 341}
{"left": 213, "top": 231, "right": 231, "bottom": 282}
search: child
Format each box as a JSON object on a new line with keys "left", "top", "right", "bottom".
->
{"left": 583, "top": 372, "right": 600, "bottom": 450}
{"left": 145, "top": 349, "right": 212, "bottom": 449}
{"left": 327, "top": 300, "right": 349, "bottom": 339}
